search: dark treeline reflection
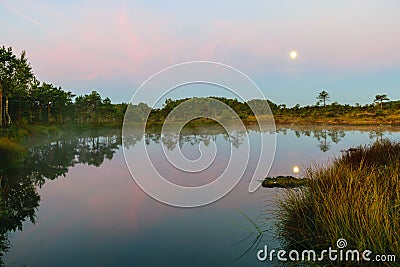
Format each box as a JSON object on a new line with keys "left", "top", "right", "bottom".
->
{"left": 125, "top": 125, "right": 389, "bottom": 153}
{"left": 276, "top": 127, "right": 388, "bottom": 152}
{"left": 143, "top": 128, "right": 247, "bottom": 150}
{"left": 0, "top": 126, "right": 247, "bottom": 263}
{"left": 0, "top": 126, "right": 391, "bottom": 264}
{"left": 277, "top": 128, "right": 346, "bottom": 152}
{"left": 0, "top": 129, "right": 122, "bottom": 265}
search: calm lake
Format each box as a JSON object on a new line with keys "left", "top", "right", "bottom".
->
{"left": 3, "top": 125, "right": 400, "bottom": 266}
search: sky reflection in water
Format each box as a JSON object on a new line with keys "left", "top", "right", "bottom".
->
{"left": 3, "top": 126, "right": 400, "bottom": 266}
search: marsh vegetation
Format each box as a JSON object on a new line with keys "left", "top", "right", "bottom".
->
{"left": 278, "top": 140, "right": 400, "bottom": 265}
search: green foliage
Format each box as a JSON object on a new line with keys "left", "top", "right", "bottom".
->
{"left": 139, "top": 97, "right": 259, "bottom": 126}
{"left": 0, "top": 46, "right": 34, "bottom": 127}
{"left": 125, "top": 102, "right": 151, "bottom": 122}
{"left": 1, "top": 46, "right": 126, "bottom": 128}
{"left": 0, "top": 138, "right": 26, "bottom": 170}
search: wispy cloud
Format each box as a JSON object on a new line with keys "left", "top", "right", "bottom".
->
{"left": 1, "top": 1, "right": 48, "bottom": 31}
{"left": 1, "top": 0, "right": 399, "bottom": 104}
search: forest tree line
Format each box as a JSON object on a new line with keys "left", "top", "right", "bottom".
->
{"left": 129, "top": 94, "right": 400, "bottom": 124}
{"left": 1, "top": 46, "right": 399, "bottom": 129}
{"left": 0, "top": 46, "right": 126, "bottom": 127}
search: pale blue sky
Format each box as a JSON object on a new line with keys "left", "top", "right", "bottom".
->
{"left": 1, "top": 0, "right": 399, "bottom": 106}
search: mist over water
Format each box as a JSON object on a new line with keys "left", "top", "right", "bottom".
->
{"left": 2, "top": 125, "right": 400, "bottom": 266}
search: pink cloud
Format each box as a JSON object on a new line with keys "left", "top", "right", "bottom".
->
{"left": 4, "top": 1, "right": 400, "bottom": 88}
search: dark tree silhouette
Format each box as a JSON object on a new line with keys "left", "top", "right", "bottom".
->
{"left": 316, "top": 90, "right": 330, "bottom": 107}
{"left": 0, "top": 130, "right": 122, "bottom": 263}
{"left": 374, "top": 94, "right": 389, "bottom": 110}
{"left": 0, "top": 46, "right": 34, "bottom": 127}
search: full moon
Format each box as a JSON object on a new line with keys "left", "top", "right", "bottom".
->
{"left": 293, "top": 166, "right": 300, "bottom": 173}
{"left": 290, "top": 50, "right": 298, "bottom": 59}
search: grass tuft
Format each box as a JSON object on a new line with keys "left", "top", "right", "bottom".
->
{"left": 277, "top": 140, "right": 400, "bottom": 265}
{"left": 0, "top": 137, "right": 26, "bottom": 170}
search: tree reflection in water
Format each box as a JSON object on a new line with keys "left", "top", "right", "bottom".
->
{"left": 280, "top": 128, "right": 349, "bottom": 152}
{"left": 0, "top": 130, "right": 122, "bottom": 266}
{"left": 0, "top": 144, "right": 40, "bottom": 266}
{"left": 0, "top": 126, "right": 390, "bottom": 264}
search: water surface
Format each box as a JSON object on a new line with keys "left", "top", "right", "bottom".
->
{"left": 3, "top": 125, "right": 400, "bottom": 266}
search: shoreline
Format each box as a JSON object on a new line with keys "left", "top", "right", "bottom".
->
{"left": 248, "top": 114, "right": 400, "bottom": 127}
{"left": 2, "top": 116, "right": 400, "bottom": 141}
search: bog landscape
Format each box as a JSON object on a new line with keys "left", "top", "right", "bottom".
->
{"left": 0, "top": 45, "right": 399, "bottom": 266}
{"left": 1, "top": 1, "right": 400, "bottom": 266}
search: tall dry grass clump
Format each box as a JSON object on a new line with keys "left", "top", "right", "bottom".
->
{"left": 278, "top": 140, "right": 400, "bottom": 265}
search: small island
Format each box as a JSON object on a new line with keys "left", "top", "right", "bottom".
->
{"left": 262, "top": 176, "right": 309, "bottom": 188}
